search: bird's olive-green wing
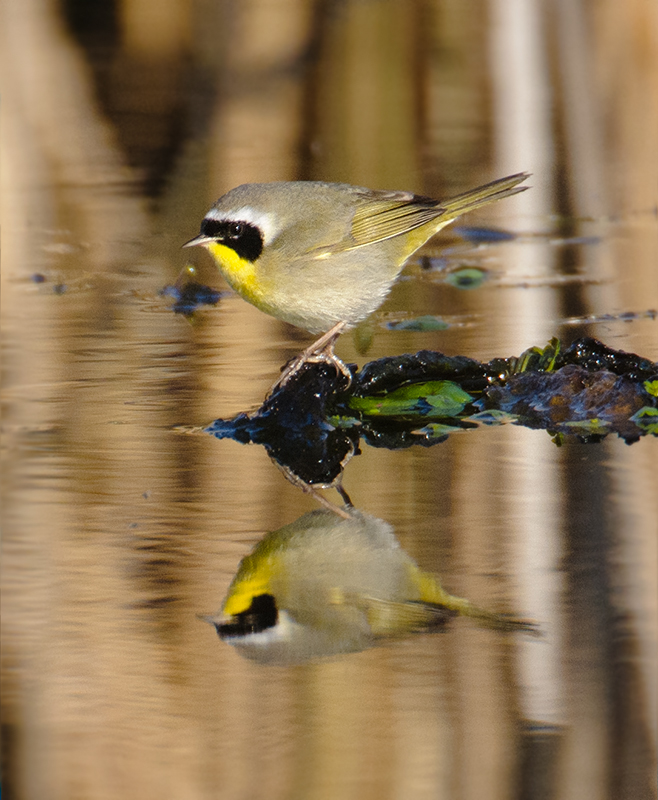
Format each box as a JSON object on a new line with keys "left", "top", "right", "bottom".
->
{"left": 297, "top": 192, "right": 443, "bottom": 259}
{"left": 309, "top": 172, "right": 529, "bottom": 255}
{"left": 349, "top": 192, "right": 444, "bottom": 247}
{"left": 359, "top": 595, "right": 457, "bottom": 636}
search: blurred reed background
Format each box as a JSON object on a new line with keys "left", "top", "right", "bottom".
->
{"left": 1, "top": 1, "right": 657, "bottom": 799}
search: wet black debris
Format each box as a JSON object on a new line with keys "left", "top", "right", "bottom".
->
{"left": 353, "top": 350, "right": 489, "bottom": 396}
{"left": 202, "top": 337, "right": 658, "bottom": 487}
{"left": 206, "top": 358, "right": 359, "bottom": 487}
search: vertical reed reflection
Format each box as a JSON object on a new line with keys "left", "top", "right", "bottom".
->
{"left": 487, "top": 2, "right": 564, "bottom": 773}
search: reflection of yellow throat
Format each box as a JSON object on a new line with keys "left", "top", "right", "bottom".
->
{"left": 223, "top": 573, "right": 271, "bottom": 616}
{"left": 206, "top": 242, "right": 261, "bottom": 304}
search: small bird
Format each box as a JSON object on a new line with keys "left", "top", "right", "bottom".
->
{"left": 185, "top": 174, "right": 529, "bottom": 385}
{"left": 201, "top": 509, "right": 536, "bottom": 665}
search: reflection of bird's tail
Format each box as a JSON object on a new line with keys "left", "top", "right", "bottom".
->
{"left": 412, "top": 563, "right": 541, "bottom": 635}
{"left": 439, "top": 172, "right": 530, "bottom": 218}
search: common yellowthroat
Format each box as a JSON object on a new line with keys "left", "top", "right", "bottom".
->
{"left": 185, "top": 173, "right": 529, "bottom": 383}
{"left": 202, "top": 509, "right": 536, "bottom": 665}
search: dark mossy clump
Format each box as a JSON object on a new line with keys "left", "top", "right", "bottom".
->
{"left": 204, "top": 337, "right": 658, "bottom": 486}
{"left": 556, "top": 338, "right": 658, "bottom": 383}
{"left": 206, "top": 359, "right": 359, "bottom": 487}
{"left": 353, "top": 350, "right": 490, "bottom": 397}
{"left": 481, "top": 364, "right": 651, "bottom": 443}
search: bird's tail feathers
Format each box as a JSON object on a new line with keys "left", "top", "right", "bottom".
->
{"left": 439, "top": 172, "right": 530, "bottom": 218}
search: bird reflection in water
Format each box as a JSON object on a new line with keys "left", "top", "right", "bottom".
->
{"left": 201, "top": 509, "right": 537, "bottom": 665}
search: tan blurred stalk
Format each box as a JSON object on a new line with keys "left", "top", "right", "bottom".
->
{"left": 120, "top": 0, "right": 191, "bottom": 58}
{"left": 0, "top": 0, "right": 148, "bottom": 273}
{"left": 309, "top": 0, "right": 420, "bottom": 188}
{"left": 456, "top": 10, "right": 566, "bottom": 800}
{"left": 423, "top": 0, "right": 491, "bottom": 193}
{"left": 1, "top": 1, "right": 210, "bottom": 797}
{"left": 557, "top": 5, "right": 657, "bottom": 798}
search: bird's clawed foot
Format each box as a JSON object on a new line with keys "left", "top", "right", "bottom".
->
{"left": 267, "top": 321, "right": 352, "bottom": 398}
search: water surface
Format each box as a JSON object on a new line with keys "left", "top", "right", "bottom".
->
{"left": 2, "top": 2, "right": 657, "bottom": 799}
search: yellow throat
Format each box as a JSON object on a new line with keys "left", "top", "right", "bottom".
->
{"left": 206, "top": 241, "right": 262, "bottom": 305}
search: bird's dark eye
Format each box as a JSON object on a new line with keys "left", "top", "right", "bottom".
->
{"left": 228, "top": 222, "right": 244, "bottom": 238}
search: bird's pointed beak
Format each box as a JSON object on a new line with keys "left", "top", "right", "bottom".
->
{"left": 197, "top": 612, "right": 223, "bottom": 628}
{"left": 183, "top": 234, "right": 213, "bottom": 249}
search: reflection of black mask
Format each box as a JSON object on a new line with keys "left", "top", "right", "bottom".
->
{"left": 216, "top": 593, "right": 278, "bottom": 638}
